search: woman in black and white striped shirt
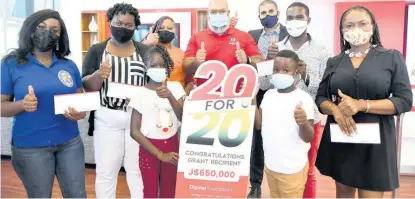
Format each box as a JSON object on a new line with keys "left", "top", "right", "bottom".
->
{"left": 82, "top": 3, "right": 148, "bottom": 198}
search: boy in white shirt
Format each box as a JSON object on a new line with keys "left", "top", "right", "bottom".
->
{"left": 253, "top": 50, "right": 315, "bottom": 198}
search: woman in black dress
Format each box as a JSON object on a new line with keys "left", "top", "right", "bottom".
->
{"left": 315, "top": 6, "right": 413, "bottom": 198}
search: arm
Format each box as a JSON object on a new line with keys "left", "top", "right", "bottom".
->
{"left": 252, "top": 96, "right": 262, "bottom": 130}
{"left": 184, "top": 81, "right": 194, "bottom": 95}
{"left": 299, "top": 120, "right": 314, "bottom": 143}
{"left": 82, "top": 45, "right": 104, "bottom": 91}
{"left": 1, "top": 95, "right": 24, "bottom": 117}
{"left": 168, "top": 96, "right": 184, "bottom": 122}
{"left": 183, "top": 35, "right": 200, "bottom": 75}
{"left": 315, "top": 57, "right": 333, "bottom": 114}
{"left": 130, "top": 109, "right": 163, "bottom": 157}
{"left": 245, "top": 34, "right": 262, "bottom": 68}
{"left": 356, "top": 51, "right": 413, "bottom": 115}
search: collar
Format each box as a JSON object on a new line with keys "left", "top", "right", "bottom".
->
{"left": 27, "top": 53, "right": 59, "bottom": 66}
{"left": 261, "top": 24, "right": 280, "bottom": 36}
{"left": 207, "top": 26, "right": 235, "bottom": 35}
{"left": 282, "top": 33, "right": 312, "bottom": 49}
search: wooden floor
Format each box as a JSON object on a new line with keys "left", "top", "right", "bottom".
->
{"left": 1, "top": 159, "right": 415, "bottom": 198}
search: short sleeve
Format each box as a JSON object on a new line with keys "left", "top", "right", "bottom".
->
{"left": 184, "top": 34, "right": 198, "bottom": 58}
{"left": 301, "top": 92, "right": 315, "bottom": 121}
{"left": 315, "top": 57, "right": 333, "bottom": 113}
{"left": 70, "top": 61, "right": 83, "bottom": 89}
{"left": 260, "top": 91, "right": 270, "bottom": 109}
{"left": 1, "top": 61, "right": 14, "bottom": 95}
{"left": 389, "top": 50, "right": 413, "bottom": 115}
{"left": 244, "top": 34, "right": 261, "bottom": 57}
{"left": 129, "top": 88, "right": 144, "bottom": 113}
{"left": 82, "top": 44, "right": 100, "bottom": 78}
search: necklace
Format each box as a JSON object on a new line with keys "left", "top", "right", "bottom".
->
{"left": 345, "top": 45, "right": 376, "bottom": 58}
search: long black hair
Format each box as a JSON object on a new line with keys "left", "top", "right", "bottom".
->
{"left": 339, "top": 6, "right": 382, "bottom": 52}
{"left": 145, "top": 45, "right": 174, "bottom": 78}
{"left": 2, "top": 9, "right": 70, "bottom": 65}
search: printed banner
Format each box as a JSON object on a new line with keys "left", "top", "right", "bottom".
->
{"left": 175, "top": 61, "right": 259, "bottom": 198}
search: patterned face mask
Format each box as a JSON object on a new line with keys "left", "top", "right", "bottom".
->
{"left": 343, "top": 26, "right": 373, "bottom": 46}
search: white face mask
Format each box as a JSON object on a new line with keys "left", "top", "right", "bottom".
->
{"left": 270, "top": 74, "right": 295, "bottom": 89}
{"left": 343, "top": 27, "right": 373, "bottom": 46}
{"left": 208, "top": 13, "right": 230, "bottom": 35}
{"left": 147, "top": 68, "right": 166, "bottom": 83}
{"left": 286, "top": 20, "right": 308, "bottom": 37}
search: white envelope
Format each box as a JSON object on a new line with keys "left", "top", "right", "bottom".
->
{"left": 54, "top": 92, "right": 101, "bottom": 115}
{"left": 167, "top": 81, "right": 185, "bottom": 96}
{"left": 256, "top": 60, "right": 274, "bottom": 76}
{"left": 107, "top": 81, "right": 141, "bottom": 99}
{"left": 330, "top": 123, "right": 381, "bottom": 144}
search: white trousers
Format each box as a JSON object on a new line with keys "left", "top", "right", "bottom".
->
{"left": 94, "top": 107, "right": 143, "bottom": 198}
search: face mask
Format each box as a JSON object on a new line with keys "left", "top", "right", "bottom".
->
{"left": 158, "top": 30, "right": 175, "bottom": 43}
{"left": 286, "top": 20, "right": 308, "bottom": 37}
{"left": 209, "top": 13, "right": 229, "bottom": 28}
{"left": 270, "top": 74, "right": 295, "bottom": 89}
{"left": 110, "top": 26, "right": 135, "bottom": 43}
{"left": 343, "top": 27, "right": 373, "bottom": 46}
{"left": 147, "top": 68, "right": 167, "bottom": 83}
{"left": 31, "top": 28, "right": 60, "bottom": 52}
{"left": 260, "top": 15, "right": 278, "bottom": 29}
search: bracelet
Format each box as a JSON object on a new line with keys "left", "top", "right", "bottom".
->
{"left": 365, "top": 100, "right": 371, "bottom": 113}
{"left": 157, "top": 151, "right": 163, "bottom": 160}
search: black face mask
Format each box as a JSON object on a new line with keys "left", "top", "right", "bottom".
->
{"left": 158, "top": 30, "right": 175, "bottom": 43}
{"left": 32, "top": 28, "right": 60, "bottom": 52}
{"left": 110, "top": 26, "right": 135, "bottom": 43}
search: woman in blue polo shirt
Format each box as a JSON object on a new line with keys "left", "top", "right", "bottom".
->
{"left": 1, "top": 10, "right": 87, "bottom": 198}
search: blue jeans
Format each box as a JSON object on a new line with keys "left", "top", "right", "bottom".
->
{"left": 11, "top": 136, "right": 86, "bottom": 198}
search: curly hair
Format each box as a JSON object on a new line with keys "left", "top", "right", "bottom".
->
{"left": 2, "top": 9, "right": 70, "bottom": 65}
{"left": 146, "top": 45, "right": 174, "bottom": 78}
{"left": 107, "top": 3, "right": 141, "bottom": 27}
{"left": 339, "top": 6, "right": 382, "bottom": 52}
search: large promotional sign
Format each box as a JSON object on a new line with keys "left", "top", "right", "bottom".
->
{"left": 175, "top": 61, "right": 259, "bottom": 198}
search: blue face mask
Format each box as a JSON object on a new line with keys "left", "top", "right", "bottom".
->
{"left": 147, "top": 68, "right": 167, "bottom": 83}
{"left": 260, "top": 15, "right": 278, "bottom": 29}
{"left": 209, "top": 13, "right": 229, "bottom": 28}
{"left": 270, "top": 74, "right": 295, "bottom": 89}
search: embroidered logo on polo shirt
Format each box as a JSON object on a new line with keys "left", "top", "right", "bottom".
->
{"left": 229, "top": 37, "right": 237, "bottom": 45}
{"left": 58, "top": 70, "right": 74, "bottom": 87}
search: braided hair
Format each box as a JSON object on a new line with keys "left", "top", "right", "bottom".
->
{"left": 339, "top": 6, "right": 383, "bottom": 53}
{"left": 146, "top": 45, "right": 174, "bottom": 77}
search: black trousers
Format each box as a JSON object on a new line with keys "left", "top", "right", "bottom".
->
{"left": 249, "top": 89, "right": 266, "bottom": 188}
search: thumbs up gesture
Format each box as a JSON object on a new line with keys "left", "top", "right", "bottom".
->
{"left": 156, "top": 80, "right": 173, "bottom": 99}
{"left": 98, "top": 54, "right": 112, "bottom": 80}
{"left": 235, "top": 41, "right": 247, "bottom": 64}
{"left": 294, "top": 102, "right": 307, "bottom": 126}
{"left": 23, "top": 85, "right": 38, "bottom": 112}
{"left": 145, "top": 27, "right": 159, "bottom": 46}
{"left": 266, "top": 35, "right": 279, "bottom": 60}
{"left": 196, "top": 41, "right": 207, "bottom": 63}
{"left": 230, "top": 10, "right": 238, "bottom": 27}
{"left": 338, "top": 89, "right": 362, "bottom": 116}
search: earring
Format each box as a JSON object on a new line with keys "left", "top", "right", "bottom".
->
{"left": 56, "top": 43, "right": 59, "bottom": 51}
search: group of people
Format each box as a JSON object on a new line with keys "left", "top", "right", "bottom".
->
{"left": 0, "top": 0, "right": 412, "bottom": 198}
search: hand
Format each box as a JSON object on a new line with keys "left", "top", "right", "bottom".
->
{"left": 145, "top": 27, "right": 159, "bottom": 45}
{"left": 332, "top": 106, "right": 357, "bottom": 135}
{"left": 294, "top": 102, "right": 308, "bottom": 126}
{"left": 235, "top": 42, "right": 247, "bottom": 64}
{"left": 23, "top": 85, "right": 38, "bottom": 112}
{"left": 266, "top": 35, "right": 279, "bottom": 60}
{"left": 196, "top": 41, "right": 207, "bottom": 63}
{"left": 125, "top": 97, "right": 130, "bottom": 105}
{"left": 64, "top": 107, "right": 86, "bottom": 121}
{"left": 159, "top": 152, "right": 179, "bottom": 165}
{"left": 338, "top": 89, "right": 361, "bottom": 116}
{"left": 98, "top": 54, "right": 111, "bottom": 80}
{"left": 298, "top": 59, "right": 307, "bottom": 80}
{"left": 156, "top": 80, "right": 173, "bottom": 99}
{"left": 229, "top": 10, "right": 238, "bottom": 27}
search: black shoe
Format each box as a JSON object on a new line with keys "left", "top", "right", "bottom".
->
{"left": 247, "top": 187, "right": 261, "bottom": 198}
